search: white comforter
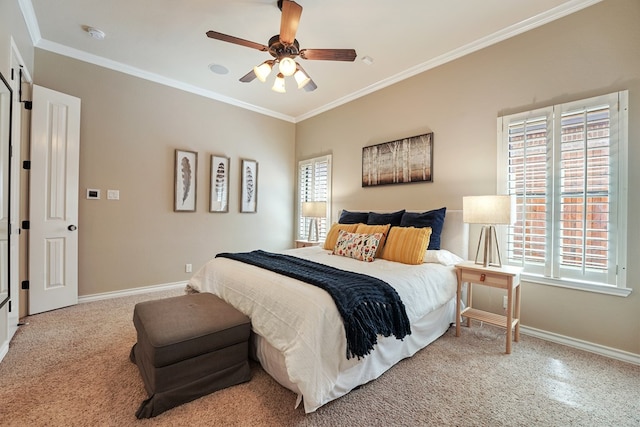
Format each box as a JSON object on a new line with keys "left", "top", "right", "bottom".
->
{"left": 188, "top": 246, "right": 457, "bottom": 412}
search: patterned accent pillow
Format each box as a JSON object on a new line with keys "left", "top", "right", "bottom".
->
{"left": 333, "top": 230, "right": 384, "bottom": 262}
{"left": 323, "top": 223, "right": 361, "bottom": 250}
{"left": 381, "top": 226, "right": 432, "bottom": 265}
{"left": 355, "top": 223, "right": 391, "bottom": 257}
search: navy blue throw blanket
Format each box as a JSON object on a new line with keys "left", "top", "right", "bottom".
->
{"left": 216, "top": 250, "right": 411, "bottom": 360}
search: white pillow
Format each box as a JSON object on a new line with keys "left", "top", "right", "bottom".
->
{"left": 423, "top": 249, "right": 464, "bottom": 266}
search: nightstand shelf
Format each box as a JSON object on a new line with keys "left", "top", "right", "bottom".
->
{"left": 455, "top": 261, "right": 523, "bottom": 354}
{"left": 459, "top": 308, "right": 519, "bottom": 330}
{"left": 295, "top": 240, "right": 321, "bottom": 248}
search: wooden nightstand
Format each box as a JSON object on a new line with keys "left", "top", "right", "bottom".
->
{"left": 455, "top": 261, "right": 523, "bottom": 354}
{"left": 295, "top": 240, "right": 321, "bottom": 248}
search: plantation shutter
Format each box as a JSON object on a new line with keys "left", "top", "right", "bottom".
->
{"left": 553, "top": 95, "right": 620, "bottom": 285}
{"left": 505, "top": 110, "right": 551, "bottom": 276}
{"left": 500, "top": 91, "right": 627, "bottom": 291}
{"left": 297, "top": 155, "right": 332, "bottom": 240}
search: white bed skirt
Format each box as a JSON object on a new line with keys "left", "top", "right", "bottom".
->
{"left": 251, "top": 297, "right": 457, "bottom": 412}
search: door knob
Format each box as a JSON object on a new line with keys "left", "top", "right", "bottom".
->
{"left": 68, "top": 225, "right": 77, "bottom": 231}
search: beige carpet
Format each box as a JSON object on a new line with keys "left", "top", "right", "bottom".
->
{"left": 0, "top": 288, "right": 638, "bottom": 427}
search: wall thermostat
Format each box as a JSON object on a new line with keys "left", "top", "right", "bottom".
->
{"left": 86, "top": 189, "right": 101, "bottom": 199}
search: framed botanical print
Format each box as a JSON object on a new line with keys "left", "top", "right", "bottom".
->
{"left": 210, "top": 155, "right": 229, "bottom": 212}
{"left": 240, "top": 159, "right": 258, "bottom": 213}
{"left": 174, "top": 149, "right": 197, "bottom": 212}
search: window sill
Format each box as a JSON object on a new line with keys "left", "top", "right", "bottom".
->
{"left": 520, "top": 273, "right": 632, "bottom": 297}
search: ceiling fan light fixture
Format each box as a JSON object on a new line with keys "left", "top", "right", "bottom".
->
{"left": 294, "top": 67, "right": 311, "bottom": 89}
{"left": 254, "top": 61, "right": 273, "bottom": 82}
{"left": 206, "top": 0, "right": 356, "bottom": 93}
{"left": 278, "top": 57, "right": 297, "bottom": 77}
{"left": 272, "top": 73, "right": 286, "bottom": 93}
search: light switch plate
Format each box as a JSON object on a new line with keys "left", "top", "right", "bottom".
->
{"left": 107, "top": 190, "right": 120, "bottom": 200}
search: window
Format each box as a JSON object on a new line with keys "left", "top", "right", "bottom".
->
{"left": 297, "top": 155, "right": 332, "bottom": 241}
{"left": 497, "top": 91, "right": 629, "bottom": 296}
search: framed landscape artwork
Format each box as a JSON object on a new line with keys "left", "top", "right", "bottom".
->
{"left": 210, "top": 155, "right": 229, "bottom": 213}
{"left": 240, "top": 159, "right": 258, "bottom": 213}
{"left": 174, "top": 149, "right": 197, "bottom": 212}
{"left": 362, "top": 132, "right": 433, "bottom": 187}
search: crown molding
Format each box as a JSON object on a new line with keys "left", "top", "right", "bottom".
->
{"left": 294, "top": 0, "right": 602, "bottom": 122}
{"left": 18, "top": 0, "right": 601, "bottom": 124}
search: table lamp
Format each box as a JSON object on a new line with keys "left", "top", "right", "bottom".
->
{"left": 463, "top": 195, "right": 515, "bottom": 267}
{"left": 301, "top": 201, "right": 327, "bottom": 242}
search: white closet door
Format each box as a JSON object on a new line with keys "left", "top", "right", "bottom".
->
{"left": 29, "top": 85, "right": 80, "bottom": 314}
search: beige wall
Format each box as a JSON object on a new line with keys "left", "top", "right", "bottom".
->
{"left": 0, "top": 0, "right": 34, "bottom": 74}
{"left": 33, "top": 51, "right": 296, "bottom": 297}
{"left": 296, "top": 0, "right": 640, "bottom": 355}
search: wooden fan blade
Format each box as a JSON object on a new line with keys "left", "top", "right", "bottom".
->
{"left": 303, "top": 79, "right": 317, "bottom": 92}
{"left": 300, "top": 49, "right": 357, "bottom": 62}
{"left": 206, "top": 31, "right": 269, "bottom": 52}
{"left": 279, "top": 1, "right": 302, "bottom": 45}
{"left": 239, "top": 69, "right": 257, "bottom": 83}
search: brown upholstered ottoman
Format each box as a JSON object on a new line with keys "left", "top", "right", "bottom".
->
{"left": 130, "top": 292, "right": 251, "bottom": 418}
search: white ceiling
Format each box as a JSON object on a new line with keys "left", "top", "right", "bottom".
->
{"left": 22, "top": 0, "right": 599, "bottom": 122}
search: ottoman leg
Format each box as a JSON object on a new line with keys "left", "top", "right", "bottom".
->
{"left": 129, "top": 344, "right": 137, "bottom": 364}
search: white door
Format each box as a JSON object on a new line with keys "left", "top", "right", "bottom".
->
{"left": 8, "top": 50, "right": 27, "bottom": 337}
{"left": 29, "top": 85, "right": 80, "bottom": 314}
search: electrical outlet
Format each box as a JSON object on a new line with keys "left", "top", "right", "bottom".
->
{"left": 503, "top": 295, "right": 508, "bottom": 309}
{"left": 185, "top": 263, "right": 192, "bottom": 273}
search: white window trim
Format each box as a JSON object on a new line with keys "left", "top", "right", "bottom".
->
{"left": 497, "top": 91, "right": 630, "bottom": 297}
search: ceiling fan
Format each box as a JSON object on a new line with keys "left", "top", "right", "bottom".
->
{"left": 206, "top": 0, "right": 357, "bottom": 93}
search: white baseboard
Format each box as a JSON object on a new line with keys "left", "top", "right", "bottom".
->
{"left": 0, "top": 340, "right": 8, "bottom": 364}
{"left": 520, "top": 325, "right": 640, "bottom": 366}
{"left": 78, "top": 281, "right": 187, "bottom": 304}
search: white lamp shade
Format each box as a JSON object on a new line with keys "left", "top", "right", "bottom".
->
{"left": 278, "top": 57, "right": 297, "bottom": 77}
{"left": 272, "top": 73, "right": 286, "bottom": 93}
{"left": 302, "top": 201, "right": 326, "bottom": 218}
{"left": 463, "top": 195, "right": 515, "bottom": 225}
{"left": 253, "top": 61, "right": 273, "bottom": 82}
{"left": 294, "top": 68, "right": 311, "bottom": 89}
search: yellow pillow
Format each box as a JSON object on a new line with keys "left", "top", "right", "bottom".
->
{"left": 381, "top": 227, "right": 432, "bottom": 265}
{"left": 323, "top": 223, "right": 360, "bottom": 250}
{"left": 355, "top": 223, "right": 391, "bottom": 257}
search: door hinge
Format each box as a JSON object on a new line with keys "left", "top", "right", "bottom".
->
{"left": 21, "top": 280, "right": 29, "bottom": 290}
{"left": 18, "top": 68, "right": 33, "bottom": 110}
{"left": 23, "top": 160, "right": 31, "bottom": 170}
{"left": 21, "top": 220, "right": 30, "bottom": 230}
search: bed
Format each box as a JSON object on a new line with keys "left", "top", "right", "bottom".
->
{"left": 188, "top": 209, "right": 468, "bottom": 413}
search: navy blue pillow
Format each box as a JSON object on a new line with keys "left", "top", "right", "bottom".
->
{"left": 338, "top": 210, "right": 369, "bottom": 224}
{"left": 367, "top": 210, "right": 405, "bottom": 227}
{"left": 400, "top": 207, "right": 447, "bottom": 250}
